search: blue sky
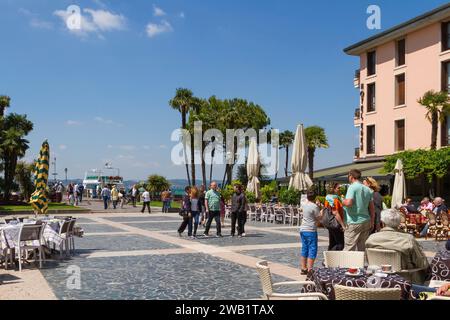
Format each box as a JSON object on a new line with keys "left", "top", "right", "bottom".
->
{"left": 0, "top": 0, "right": 448, "bottom": 180}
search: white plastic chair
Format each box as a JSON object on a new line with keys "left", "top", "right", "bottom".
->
{"left": 15, "top": 224, "right": 45, "bottom": 271}
{"left": 256, "top": 261, "right": 328, "bottom": 300}
{"left": 323, "top": 251, "right": 365, "bottom": 268}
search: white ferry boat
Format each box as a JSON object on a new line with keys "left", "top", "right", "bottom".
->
{"left": 82, "top": 169, "right": 125, "bottom": 198}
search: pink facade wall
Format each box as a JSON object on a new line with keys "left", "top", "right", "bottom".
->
{"left": 357, "top": 22, "right": 450, "bottom": 159}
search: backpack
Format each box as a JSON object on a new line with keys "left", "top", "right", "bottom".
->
{"left": 321, "top": 207, "right": 340, "bottom": 230}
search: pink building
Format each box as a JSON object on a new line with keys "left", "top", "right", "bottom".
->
{"left": 345, "top": 3, "right": 450, "bottom": 161}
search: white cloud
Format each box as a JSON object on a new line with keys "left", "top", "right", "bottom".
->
{"left": 153, "top": 5, "right": 166, "bottom": 17}
{"left": 119, "top": 145, "right": 136, "bottom": 151}
{"left": 94, "top": 117, "right": 123, "bottom": 127}
{"left": 117, "top": 154, "right": 135, "bottom": 160}
{"left": 66, "top": 120, "right": 82, "bottom": 126}
{"left": 59, "top": 144, "right": 67, "bottom": 150}
{"left": 84, "top": 9, "right": 126, "bottom": 31}
{"left": 178, "top": 12, "right": 185, "bottom": 18}
{"left": 143, "top": 145, "right": 150, "bottom": 150}
{"left": 146, "top": 20, "right": 173, "bottom": 38}
{"left": 159, "top": 144, "right": 168, "bottom": 149}
{"left": 53, "top": 7, "right": 125, "bottom": 38}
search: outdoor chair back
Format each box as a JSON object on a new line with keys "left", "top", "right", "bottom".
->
{"left": 256, "top": 260, "right": 274, "bottom": 296}
{"left": 366, "top": 248, "right": 402, "bottom": 271}
{"left": 427, "top": 212, "right": 436, "bottom": 226}
{"left": 323, "top": 251, "right": 365, "bottom": 268}
{"left": 19, "top": 224, "right": 43, "bottom": 242}
{"left": 334, "top": 284, "right": 401, "bottom": 300}
{"left": 59, "top": 219, "right": 71, "bottom": 235}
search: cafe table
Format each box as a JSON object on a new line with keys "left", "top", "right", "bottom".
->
{"left": 430, "top": 250, "right": 450, "bottom": 281}
{"left": 302, "top": 267, "right": 412, "bottom": 300}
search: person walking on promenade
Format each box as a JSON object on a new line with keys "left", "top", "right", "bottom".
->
{"left": 343, "top": 169, "right": 375, "bottom": 251}
{"left": 119, "top": 188, "right": 126, "bottom": 209}
{"left": 230, "top": 184, "right": 247, "bottom": 237}
{"left": 68, "top": 183, "right": 75, "bottom": 206}
{"left": 178, "top": 186, "right": 192, "bottom": 237}
{"left": 300, "top": 190, "right": 323, "bottom": 275}
{"left": 101, "top": 185, "right": 111, "bottom": 210}
{"left": 204, "top": 181, "right": 222, "bottom": 237}
{"left": 220, "top": 194, "right": 226, "bottom": 228}
{"left": 161, "top": 189, "right": 170, "bottom": 213}
{"left": 189, "top": 187, "right": 203, "bottom": 238}
{"left": 198, "top": 185, "right": 206, "bottom": 227}
{"left": 78, "top": 184, "right": 84, "bottom": 203}
{"left": 130, "top": 185, "right": 138, "bottom": 207}
{"left": 141, "top": 189, "right": 151, "bottom": 213}
{"left": 323, "top": 183, "right": 345, "bottom": 251}
{"left": 56, "top": 182, "right": 63, "bottom": 203}
{"left": 74, "top": 183, "right": 79, "bottom": 206}
{"left": 111, "top": 186, "right": 119, "bottom": 209}
{"left": 363, "top": 177, "right": 383, "bottom": 233}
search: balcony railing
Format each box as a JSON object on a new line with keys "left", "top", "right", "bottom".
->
{"left": 354, "top": 108, "right": 361, "bottom": 119}
{"left": 354, "top": 147, "right": 360, "bottom": 159}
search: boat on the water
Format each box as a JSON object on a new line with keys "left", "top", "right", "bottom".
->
{"left": 83, "top": 170, "right": 125, "bottom": 198}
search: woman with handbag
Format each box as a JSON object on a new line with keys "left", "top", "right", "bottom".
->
{"left": 323, "top": 183, "right": 346, "bottom": 251}
{"left": 177, "top": 186, "right": 192, "bottom": 237}
{"left": 189, "top": 186, "right": 203, "bottom": 238}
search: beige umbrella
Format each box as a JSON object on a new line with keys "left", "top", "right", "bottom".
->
{"left": 391, "top": 158, "right": 406, "bottom": 209}
{"left": 247, "top": 138, "right": 261, "bottom": 199}
{"left": 289, "top": 124, "right": 313, "bottom": 191}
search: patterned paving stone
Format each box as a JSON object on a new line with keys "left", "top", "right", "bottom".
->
{"left": 40, "top": 253, "right": 290, "bottom": 300}
{"left": 103, "top": 216, "right": 180, "bottom": 222}
{"left": 192, "top": 231, "right": 299, "bottom": 247}
{"left": 75, "top": 234, "right": 179, "bottom": 253}
{"left": 77, "top": 223, "right": 124, "bottom": 233}
{"left": 238, "top": 247, "right": 328, "bottom": 269}
{"left": 123, "top": 221, "right": 183, "bottom": 231}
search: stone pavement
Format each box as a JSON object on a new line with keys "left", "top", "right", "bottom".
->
{"left": 0, "top": 203, "right": 446, "bottom": 300}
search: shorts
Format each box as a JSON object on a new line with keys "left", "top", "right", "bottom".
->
{"left": 300, "top": 231, "right": 318, "bottom": 259}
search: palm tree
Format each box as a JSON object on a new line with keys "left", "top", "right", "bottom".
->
{"left": 1, "top": 113, "right": 33, "bottom": 200}
{"left": 1, "top": 128, "right": 30, "bottom": 200}
{"left": 279, "top": 130, "right": 294, "bottom": 177}
{"left": 169, "top": 88, "right": 194, "bottom": 186}
{"left": 15, "top": 161, "right": 35, "bottom": 201}
{"left": 305, "top": 126, "right": 329, "bottom": 180}
{"left": 417, "top": 90, "right": 450, "bottom": 150}
{"left": 0, "top": 95, "right": 10, "bottom": 118}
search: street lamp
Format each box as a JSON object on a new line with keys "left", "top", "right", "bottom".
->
{"left": 64, "top": 168, "right": 68, "bottom": 183}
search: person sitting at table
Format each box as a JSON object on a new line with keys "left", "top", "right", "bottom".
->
{"left": 446, "top": 239, "right": 450, "bottom": 251}
{"left": 411, "top": 282, "right": 450, "bottom": 299}
{"left": 419, "top": 197, "right": 448, "bottom": 237}
{"left": 418, "top": 197, "right": 434, "bottom": 212}
{"left": 365, "top": 208, "right": 429, "bottom": 284}
{"left": 402, "top": 198, "right": 418, "bottom": 214}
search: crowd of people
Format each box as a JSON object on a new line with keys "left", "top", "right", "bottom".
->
{"left": 177, "top": 181, "right": 248, "bottom": 239}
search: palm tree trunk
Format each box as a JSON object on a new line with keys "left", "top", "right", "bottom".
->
{"left": 308, "top": 147, "right": 315, "bottom": 180}
{"left": 201, "top": 141, "right": 207, "bottom": 188}
{"left": 181, "top": 108, "right": 191, "bottom": 186}
{"left": 209, "top": 148, "right": 215, "bottom": 182}
{"left": 190, "top": 134, "right": 196, "bottom": 186}
{"left": 431, "top": 112, "right": 438, "bottom": 150}
{"left": 221, "top": 164, "right": 228, "bottom": 187}
{"left": 285, "top": 146, "right": 289, "bottom": 177}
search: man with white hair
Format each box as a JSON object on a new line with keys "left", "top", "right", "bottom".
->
{"left": 419, "top": 197, "right": 448, "bottom": 237}
{"left": 365, "top": 208, "right": 429, "bottom": 284}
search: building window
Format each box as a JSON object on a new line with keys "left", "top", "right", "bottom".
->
{"left": 395, "top": 74, "right": 406, "bottom": 106}
{"left": 366, "top": 125, "right": 376, "bottom": 154}
{"left": 395, "top": 120, "right": 405, "bottom": 151}
{"left": 396, "top": 39, "right": 406, "bottom": 66}
{"left": 442, "top": 61, "right": 450, "bottom": 92}
{"left": 442, "top": 22, "right": 450, "bottom": 51}
{"left": 367, "top": 51, "right": 376, "bottom": 76}
{"left": 367, "top": 83, "right": 376, "bottom": 112}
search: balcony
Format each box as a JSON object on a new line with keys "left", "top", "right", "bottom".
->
{"left": 354, "top": 147, "right": 360, "bottom": 159}
{"left": 354, "top": 108, "right": 362, "bottom": 126}
{"left": 353, "top": 69, "right": 360, "bottom": 88}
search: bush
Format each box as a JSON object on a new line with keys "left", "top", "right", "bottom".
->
{"left": 260, "top": 181, "right": 278, "bottom": 203}
{"left": 383, "top": 195, "right": 392, "bottom": 208}
{"left": 279, "top": 188, "right": 301, "bottom": 205}
{"left": 221, "top": 185, "right": 234, "bottom": 202}
{"left": 245, "top": 191, "right": 256, "bottom": 204}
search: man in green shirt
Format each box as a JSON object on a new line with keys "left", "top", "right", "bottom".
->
{"left": 204, "top": 181, "right": 222, "bottom": 237}
{"left": 343, "top": 169, "right": 375, "bottom": 251}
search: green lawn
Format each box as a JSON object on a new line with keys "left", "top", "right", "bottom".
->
{"left": 136, "top": 201, "right": 181, "bottom": 209}
{"left": 0, "top": 203, "right": 86, "bottom": 212}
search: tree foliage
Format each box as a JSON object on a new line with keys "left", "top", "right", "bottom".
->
{"left": 383, "top": 148, "right": 450, "bottom": 183}
{"left": 146, "top": 174, "right": 171, "bottom": 196}
{"left": 305, "top": 126, "right": 329, "bottom": 179}
{"left": 278, "top": 187, "right": 301, "bottom": 205}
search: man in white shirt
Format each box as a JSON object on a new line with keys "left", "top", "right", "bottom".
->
{"left": 74, "top": 184, "right": 79, "bottom": 205}
{"left": 141, "top": 190, "right": 151, "bottom": 214}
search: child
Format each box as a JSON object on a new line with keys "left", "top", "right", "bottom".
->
{"left": 299, "top": 190, "right": 323, "bottom": 275}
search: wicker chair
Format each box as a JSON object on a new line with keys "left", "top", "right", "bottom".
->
{"left": 366, "top": 248, "right": 428, "bottom": 282}
{"left": 436, "top": 212, "right": 449, "bottom": 241}
{"left": 334, "top": 284, "right": 401, "bottom": 300}
{"left": 426, "top": 212, "right": 437, "bottom": 240}
{"left": 323, "top": 251, "right": 365, "bottom": 268}
{"left": 255, "top": 261, "right": 328, "bottom": 300}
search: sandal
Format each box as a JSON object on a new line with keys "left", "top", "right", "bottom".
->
{"left": 300, "top": 269, "right": 308, "bottom": 275}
